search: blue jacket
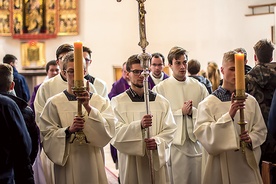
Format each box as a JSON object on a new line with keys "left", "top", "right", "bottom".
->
{"left": 13, "top": 67, "right": 30, "bottom": 102}
{"left": 0, "top": 94, "right": 34, "bottom": 184}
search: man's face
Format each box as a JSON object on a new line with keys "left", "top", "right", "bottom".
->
{"left": 150, "top": 57, "right": 164, "bottom": 77}
{"left": 83, "top": 51, "right": 92, "bottom": 73}
{"left": 47, "top": 65, "right": 60, "bottom": 79}
{"left": 57, "top": 52, "right": 67, "bottom": 72}
{"left": 221, "top": 60, "right": 236, "bottom": 86}
{"left": 63, "top": 62, "right": 75, "bottom": 87}
{"left": 169, "top": 54, "right": 188, "bottom": 81}
{"left": 122, "top": 63, "right": 128, "bottom": 80}
{"left": 127, "top": 63, "right": 144, "bottom": 88}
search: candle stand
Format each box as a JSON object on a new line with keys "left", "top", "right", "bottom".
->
{"left": 234, "top": 89, "right": 247, "bottom": 153}
{"left": 70, "top": 85, "right": 90, "bottom": 144}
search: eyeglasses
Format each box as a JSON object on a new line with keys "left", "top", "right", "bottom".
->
{"left": 130, "top": 69, "right": 143, "bottom": 76}
{"left": 151, "top": 63, "right": 163, "bottom": 67}
{"left": 64, "top": 69, "right": 74, "bottom": 76}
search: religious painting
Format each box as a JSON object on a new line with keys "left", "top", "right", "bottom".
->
{"left": 0, "top": 0, "right": 10, "bottom": 9}
{"left": 0, "top": 0, "right": 11, "bottom": 36}
{"left": 21, "top": 41, "right": 46, "bottom": 69}
{"left": 1, "top": 0, "right": 78, "bottom": 39}
{"left": 58, "top": 12, "right": 78, "bottom": 35}
{"left": 0, "top": 11, "right": 11, "bottom": 36}
{"left": 22, "top": 0, "right": 46, "bottom": 34}
{"left": 58, "top": 0, "right": 78, "bottom": 35}
{"left": 13, "top": 12, "right": 23, "bottom": 34}
{"left": 59, "top": 0, "right": 77, "bottom": 10}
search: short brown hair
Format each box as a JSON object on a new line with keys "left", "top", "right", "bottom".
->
{"left": 222, "top": 50, "right": 236, "bottom": 65}
{"left": 0, "top": 64, "right": 13, "bottom": 92}
{"left": 167, "top": 46, "right": 188, "bottom": 65}
{"left": 253, "top": 39, "right": 274, "bottom": 63}
{"left": 188, "top": 59, "right": 201, "bottom": 75}
{"left": 126, "top": 54, "right": 139, "bottom": 72}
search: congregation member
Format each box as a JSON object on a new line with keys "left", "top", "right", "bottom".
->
{"left": 207, "top": 61, "right": 221, "bottom": 91}
{"left": 245, "top": 39, "right": 276, "bottom": 126}
{"left": 188, "top": 59, "right": 212, "bottom": 94}
{"left": 194, "top": 50, "right": 267, "bottom": 184}
{"left": 29, "top": 59, "right": 60, "bottom": 112}
{"left": 0, "top": 63, "right": 39, "bottom": 165}
{"left": 148, "top": 52, "right": 169, "bottom": 89}
{"left": 110, "top": 54, "right": 176, "bottom": 184}
{"left": 3, "top": 54, "right": 30, "bottom": 102}
{"left": 108, "top": 61, "right": 130, "bottom": 180}
{"left": 83, "top": 46, "right": 108, "bottom": 99}
{"left": 39, "top": 51, "right": 116, "bottom": 184}
{"left": 0, "top": 94, "right": 34, "bottom": 184}
{"left": 153, "top": 46, "right": 209, "bottom": 184}
{"left": 108, "top": 61, "right": 130, "bottom": 100}
{"left": 245, "top": 39, "right": 276, "bottom": 167}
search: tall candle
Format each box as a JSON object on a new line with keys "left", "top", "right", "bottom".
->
{"left": 235, "top": 53, "right": 245, "bottom": 94}
{"left": 74, "top": 41, "right": 84, "bottom": 87}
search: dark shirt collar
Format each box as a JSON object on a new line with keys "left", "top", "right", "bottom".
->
{"left": 126, "top": 88, "right": 156, "bottom": 102}
{"left": 212, "top": 86, "right": 232, "bottom": 102}
{"left": 64, "top": 90, "right": 77, "bottom": 101}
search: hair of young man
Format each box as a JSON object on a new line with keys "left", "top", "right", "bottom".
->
{"left": 167, "top": 46, "right": 188, "bottom": 65}
{"left": 3, "top": 54, "right": 17, "bottom": 65}
{"left": 234, "top": 47, "right": 247, "bottom": 61}
{"left": 0, "top": 63, "right": 13, "bottom": 92}
{"left": 150, "top": 52, "right": 165, "bottom": 65}
{"left": 45, "top": 60, "right": 58, "bottom": 73}
{"left": 126, "top": 54, "right": 140, "bottom": 72}
{"left": 55, "top": 44, "right": 74, "bottom": 60}
{"left": 83, "top": 46, "right": 92, "bottom": 58}
{"left": 62, "top": 51, "right": 75, "bottom": 71}
{"left": 253, "top": 39, "right": 274, "bottom": 64}
{"left": 222, "top": 50, "right": 236, "bottom": 65}
{"left": 188, "top": 59, "right": 201, "bottom": 75}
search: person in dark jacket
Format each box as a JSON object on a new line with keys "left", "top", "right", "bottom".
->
{"left": 0, "top": 95, "right": 34, "bottom": 183}
{"left": 245, "top": 39, "right": 276, "bottom": 183}
{"left": 3, "top": 54, "right": 30, "bottom": 102}
{"left": 188, "top": 59, "right": 212, "bottom": 94}
{"left": 0, "top": 63, "right": 39, "bottom": 164}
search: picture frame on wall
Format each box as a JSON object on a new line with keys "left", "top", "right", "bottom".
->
{"left": 21, "top": 41, "right": 46, "bottom": 69}
{"left": 58, "top": 0, "right": 78, "bottom": 35}
{"left": 58, "top": 12, "right": 78, "bottom": 35}
{"left": 0, "top": 0, "right": 79, "bottom": 39}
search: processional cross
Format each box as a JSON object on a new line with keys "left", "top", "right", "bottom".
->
{"left": 116, "top": 0, "right": 154, "bottom": 183}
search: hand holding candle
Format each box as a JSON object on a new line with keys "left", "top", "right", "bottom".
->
{"left": 74, "top": 41, "right": 84, "bottom": 88}
{"left": 235, "top": 53, "right": 245, "bottom": 96}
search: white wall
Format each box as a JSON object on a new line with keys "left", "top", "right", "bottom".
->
{"left": 0, "top": 0, "right": 275, "bottom": 90}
